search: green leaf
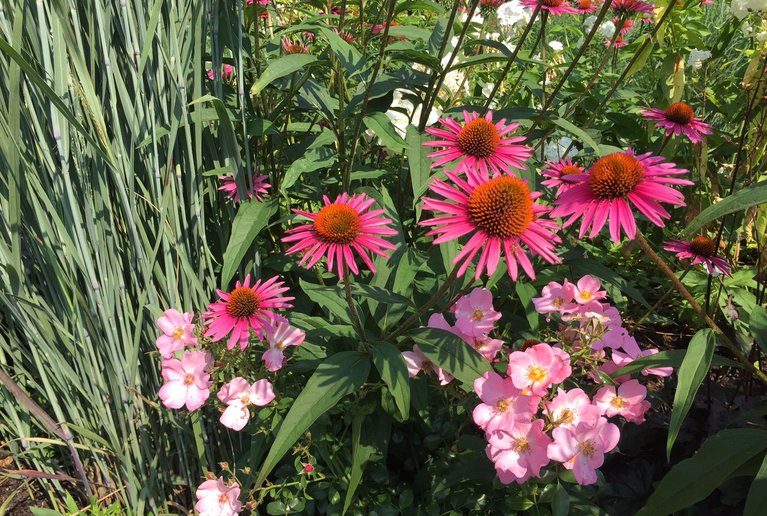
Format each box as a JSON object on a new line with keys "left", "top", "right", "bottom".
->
{"left": 749, "top": 305, "right": 767, "bottom": 355}
{"left": 549, "top": 117, "right": 601, "bottom": 155}
{"left": 515, "top": 282, "right": 539, "bottom": 332}
{"left": 281, "top": 147, "right": 337, "bottom": 193}
{"left": 221, "top": 199, "right": 278, "bottom": 286}
{"left": 250, "top": 54, "right": 318, "bottom": 96}
{"left": 372, "top": 342, "right": 410, "bottom": 420}
{"left": 744, "top": 451, "right": 767, "bottom": 516}
{"left": 611, "top": 349, "right": 741, "bottom": 378}
{"left": 625, "top": 36, "right": 654, "bottom": 80}
{"left": 299, "top": 279, "right": 356, "bottom": 326}
{"left": 667, "top": 329, "right": 715, "bottom": 460}
{"left": 684, "top": 180, "right": 767, "bottom": 236}
{"left": 343, "top": 406, "right": 391, "bottom": 514}
{"left": 406, "top": 125, "right": 430, "bottom": 219}
{"left": 639, "top": 429, "right": 767, "bottom": 516}
{"left": 410, "top": 327, "right": 491, "bottom": 386}
{"left": 255, "top": 351, "right": 371, "bottom": 487}
{"left": 364, "top": 112, "right": 406, "bottom": 152}
{"left": 320, "top": 28, "right": 367, "bottom": 77}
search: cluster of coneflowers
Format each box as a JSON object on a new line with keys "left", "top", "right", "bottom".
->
{"left": 159, "top": 0, "right": 734, "bottom": 511}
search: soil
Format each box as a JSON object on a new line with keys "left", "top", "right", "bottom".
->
{"left": 0, "top": 455, "right": 53, "bottom": 515}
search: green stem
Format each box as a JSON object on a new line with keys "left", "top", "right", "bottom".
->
{"left": 343, "top": 264, "right": 366, "bottom": 341}
{"left": 633, "top": 264, "right": 692, "bottom": 328}
{"left": 633, "top": 231, "right": 767, "bottom": 386}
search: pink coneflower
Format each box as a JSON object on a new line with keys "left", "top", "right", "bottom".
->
{"left": 281, "top": 38, "right": 309, "bottom": 54}
{"left": 421, "top": 169, "right": 561, "bottom": 280}
{"left": 663, "top": 236, "right": 731, "bottom": 276}
{"left": 604, "top": 35, "right": 628, "bottom": 48}
{"left": 550, "top": 151, "right": 693, "bottom": 243}
{"left": 424, "top": 110, "right": 533, "bottom": 177}
{"left": 609, "top": 0, "right": 655, "bottom": 16}
{"left": 615, "top": 17, "right": 634, "bottom": 35}
{"left": 573, "top": 0, "right": 598, "bottom": 13}
{"left": 332, "top": 28, "right": 357, "bottom": 44}
{"left": 207, "top": 64, "right": 235, "bottom": 81}
{"left": 540, "top": 157, "right": 585, "bottom": 195}
{"left": 521, "top": 0, "right": 578, "bottom": 15}
{"left": 203, "top": 275, "right": 294, "bottom": 350}
{"left": 640, "top": 102, "right": 712, "bottom": 143}
{"left": 282, "top": 193, "right": 398, "bottom": 277}
{"left": 218, "top": 173, "right": 271, "bottom": 202}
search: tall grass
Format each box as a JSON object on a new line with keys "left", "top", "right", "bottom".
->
{"left": 0, "top": 0, "right": 238, "bottom": 510}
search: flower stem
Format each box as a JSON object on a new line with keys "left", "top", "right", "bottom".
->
{"left": 383, "top": 254, "right": 469, "bottom": 341}
{"left": 633, "top": 263, "right": 692, "bottom": 329}
{"left": 343, "top": 265, "right": 366, "bottom": 341}
{"left": 633, "top": 231, "right": 767, "bottom": 385}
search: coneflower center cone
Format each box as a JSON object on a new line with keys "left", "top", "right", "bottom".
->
{"left": 314, "top": 204, "right": 361, "bottom": 244}
{"left": 589, "top": 153, "right": 644, "bottom": 199}
{"left": 689, "top": 235, "right": 716, "bottom": 257}
{"left": 664, "top": 102, "right": 695, "bottom": 124}
{"left": 542, "top": 0, "right": 564, "bottom": 6}
{"left": 227, "top": 287, "right": 261, "bottom": 318}
{"left": 560, "top": 165, "right": 582, "bottom": 176}
{"left": 457, "top": 118, "right": 500, "bottom": 158}
{"left": 577, "top": 0, "right": 592, "bottom": 8}
{"left": 467, "top": 176, "right": 534, "bottom": 238}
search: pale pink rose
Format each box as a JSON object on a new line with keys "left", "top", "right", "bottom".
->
{"left": 402, "top": 345, "right": 453, "bottom": 385}
{"left": 427, "top": 313, "right": 458, "bottom": 334}
{"left": 472, "top": 371, "right": 538, "bottom": 433}
{"left": 532, "top": 280, "right": 578, "bottom": 316}
{"left": 593, "top": 379, "right": 650, "bottom": 424}
{"left": 219, "top": 377, "right": 276, "bottom": 431}
{"left": 573, "top": 275, "right": 607, "bottom": 304}
{"left": 463, "top": 333, "right": 505, "bottom": 362}
{"left": 217, "top": 376, "right": 250, "bottom": 404}
{"left": 454, "top": 288, "right": 501, "bottom": 337}
{"left": 158, "top": 350, "right": 212, "bottom": 411}
{"left": 195, "top": 477, "right": 242, "bottom": 516}
{"left": 486, "top": 419, "right": 552, "bottom": 484}
{"left": 545, "top": 388, "right": 601, "bottom": 429}
{"left": 507, "top": 343, "right": 572, "bottom": 397}
{"left": 262, "top": 318, "right": 305, "bottom": 372}
{"left": 547, "top": 417, "right": 620, "bottom": 485}
{"left": 155, "top": 309, "right": 197, "bottom": 358}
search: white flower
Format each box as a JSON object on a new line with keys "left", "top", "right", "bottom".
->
{"left": 497, "top": 1, "right": 531, "bottom": 29}
{"left": 599, "top": 21, "right": 616, "bottom": 39}
{"left": 731, "top": 0, "right": 767, "bottom": 20}
{"left": 460, "top": 10, "right": 484, "bottom": 24}
{"left": 584, "top": 15, "right": 598, "bottom": 32}
{"left": 384, "top": 89, "right": 440, "bottom": 137}
{"left": 548, "top": 40, "right": 564, "bottom": 52}
{"left": 482, "top": 83, "right": 499, "bottom": 109}
{"left": 687, "top": 48, "right": 712, "bottom": 69}
{"left": 757, "top": 31, "right": 767, "bottom": 42}
{"left": 543, "top": 137, "right": 578, "bottom": 162}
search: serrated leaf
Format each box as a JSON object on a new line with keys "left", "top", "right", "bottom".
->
{"left": 410, "top": 327, "right": 491, "bottom": 386}
{"left": 255, "top": 351, "right": 371, "bottom": 487}
{"left": 372, "top": 342, "right": 410, "bottom": 420}
{"left": 639, "top": 429, "right": 767, "bottom": 516}
{"left": 667, "top": 329, "right": 715, "bottom": 460}
{"left": 251, "top": 54, "right": 317, "bottom": 96}
{"left": 221, "top": 199, "right": 278, "bottom": 286}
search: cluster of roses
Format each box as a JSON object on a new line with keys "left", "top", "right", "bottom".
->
{"left": 467, "top": 275, "right": 668, "bottom": 485}
{"left": 153, "top": 275, "right": 307, "bottom": 515}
